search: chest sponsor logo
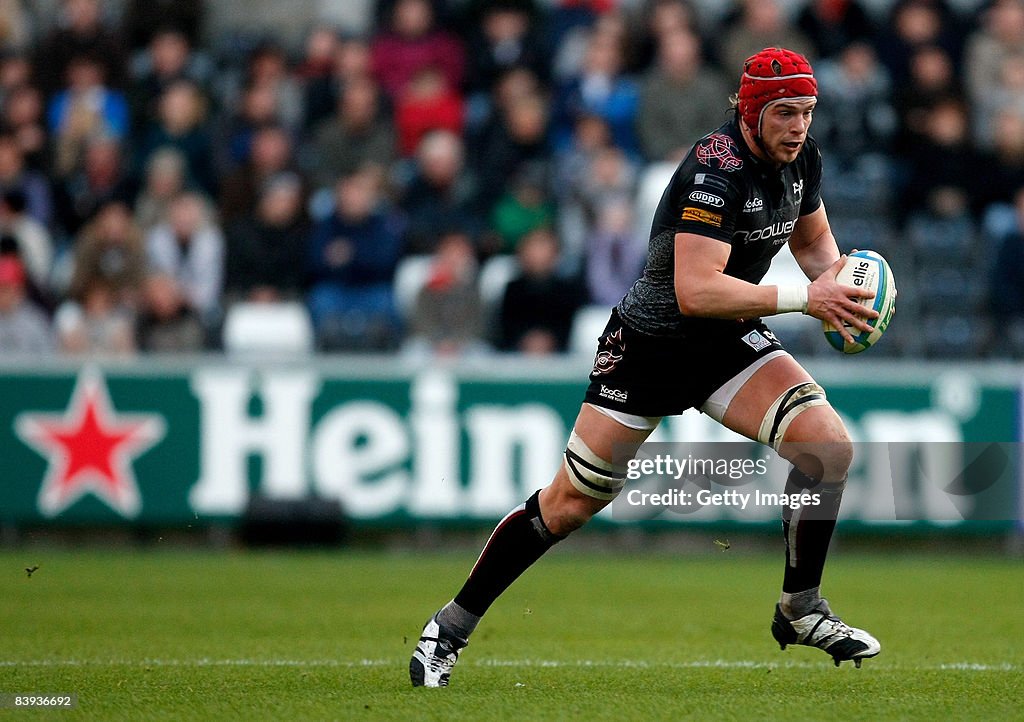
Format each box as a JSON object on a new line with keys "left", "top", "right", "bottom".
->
{"left": 695, "top": 133, "right": 743, "bottom": 172}
{"left": 681, "top": 207, "right": 723, "bottom": 227}
{"left": 734, "top": 218, "right": 796, "bottom": 244}
{"left": 689, "top": 190, "right": 725, "bottom": 207}
{"left": 743, "top": 197, "right": 764, "bottom": 213}
{"left": 792, "top": 180, "right": 804, "bottom": 200}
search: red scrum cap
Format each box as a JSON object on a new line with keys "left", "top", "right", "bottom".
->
{"left": 738, "top": 48, "right": 817, "bottom": 138}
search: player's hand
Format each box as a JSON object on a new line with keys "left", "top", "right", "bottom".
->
{"left": 807, "top": 255, "right": 878, "bottom": 344}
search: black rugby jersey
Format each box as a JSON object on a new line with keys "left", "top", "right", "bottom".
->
{"left": 617, "top": 117, "right": 822, "bottom": 336}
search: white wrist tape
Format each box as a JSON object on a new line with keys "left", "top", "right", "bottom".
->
{"left": 776, "top": 285, "right": 809, "bottom": 314}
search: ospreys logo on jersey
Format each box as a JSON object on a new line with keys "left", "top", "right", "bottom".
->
{"left": 696, "top": 133, "right": 743, "bottom": 171}
{"left": 592, "top": 327, "right": 626, "bottom": 376}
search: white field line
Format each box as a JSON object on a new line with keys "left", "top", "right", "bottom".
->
{"left": 0, "top": 658, "right": 1017, "bottom": 672}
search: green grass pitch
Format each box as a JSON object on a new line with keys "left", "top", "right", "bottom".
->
{"left": 1, "top": 546, "right": 1022, "bottom": 720}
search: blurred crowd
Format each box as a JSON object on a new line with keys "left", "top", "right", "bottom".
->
{"left": 0, "top": 0, "right": 1022, "bottom": 359}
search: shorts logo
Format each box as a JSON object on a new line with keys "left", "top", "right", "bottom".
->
{"left": 742, "top": 330, "right": 773, "bottom": 352}
{"left": 689, "top": 190, "right": 725, "bottom": 207}
{"left": 681, "top": 207, "right": 723, "bottom": 227}
{"left": 743, "top": 197, "right": 764, "bottom": 212}
{"left": 696, "top": 133, "right": 743, "bottom": 172}
{"left": 592, "top": 327, "right": 625, "bottom": 377}
{"left": 598, "top": 385, "right": 629, "bottom": 403}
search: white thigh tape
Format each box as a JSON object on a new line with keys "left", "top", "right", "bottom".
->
{"left": 758, "top": 382, "right": 828, "bottom": 451}
{"left": 563, "top": 431, "right": 627, "bottom": 501}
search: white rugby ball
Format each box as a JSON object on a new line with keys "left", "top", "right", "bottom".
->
{"left": 822, "top": 250, "right": 896, "bottom": 354}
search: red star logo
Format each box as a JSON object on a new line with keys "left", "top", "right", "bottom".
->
{"left": 15, "top": 370, "right": 165, "bottom": 518}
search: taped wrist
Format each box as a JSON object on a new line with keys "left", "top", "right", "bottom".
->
{"left": 776, "top": 285, "right": 809, "bottom": 314}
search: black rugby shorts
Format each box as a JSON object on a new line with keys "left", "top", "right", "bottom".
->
{"left": 584, "top": 309, "right": 786, "bottom": 417}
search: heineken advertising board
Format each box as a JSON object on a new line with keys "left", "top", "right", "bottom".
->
{"left": 0, "top": 359, "right": 1020, "bottom": 528}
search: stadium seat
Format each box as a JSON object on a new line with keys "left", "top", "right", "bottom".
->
{"left": 478, "top": 254, "right": 519, "bottom": 310}
{"left": 392, "top": 255, "right": 433, "bottom": 322}
{"left": 569, "top": 305, "right": 613, "bottom": 356}
{"left": 633, "top": 162, "right": 677, "bottom": 241}
{"left": 921, "top": 313, "right": 993, "bottom": 358}
{"left": 222, "top": 301, "right": 315, "bottom": 355}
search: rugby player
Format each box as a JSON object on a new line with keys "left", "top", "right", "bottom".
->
{"left": 411, "top": 48, "right": 881, "bottom": 687}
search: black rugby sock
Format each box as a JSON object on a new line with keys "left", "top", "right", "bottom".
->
{"left": 781, "top": 467, "right": 843, "bottom": 596}
{"left": 452, "top": 490, "right": 564, "bottom": 618}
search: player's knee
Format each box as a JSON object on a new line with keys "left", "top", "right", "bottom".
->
{"left": 781, "top": 412, "right": 853, "bottom": 484}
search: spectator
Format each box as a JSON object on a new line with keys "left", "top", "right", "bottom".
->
{"left": 551, "top": 25, "right": 640, "bottom": 155}
{"left": 0, "top": 52, "right": 31, "bottom": 105}
{"left": 408, "top": 228, "right": 485, "bottom": 357}
{"left": 893, "top": 45, "right": 961, "bottom": 160}
{"left": 303, "top": 34, "right": 373, "bottom": 133}
{"left": 53, "top": 136, "right": 133, "bottom": 238}
{"left": 0, "top": 190, "right": 52, "bottom": 294}
{"left": 874, "top": 0, "right": 962, "bottom": 88}
{"left": 558, "top": 142, "right": 638, "bottom": 274}
{"left": 813, "top": 42, "right": 897, "bottom": 168}
{"left": 68, "top": 200, "right": 145, "bottom": 306}
{"left": 630, "top": 0, "right": 698, "bottom": 74}
{"left": 121, "top": 0, "right": 204, "bottom": 51}
{"left": 400, "top": 130, "right": 483, "bottom": 253}
{"left": 55, "top": 277, "right": 136, "bottom": 355}
{"left": 974, "top": 52, "right": 1024, "bottom": 149}
{"left": 395, "top": 66, "right": 465, "bottom": 157}
{"left": 219, "top": 124, "right": 299, "bottom": 225}
{"left": 584, "top": 197, "right": 647, "bottom": 307}
{"left": 990, "top": 188, "right": 1024, "bottom": 322}
{"left": 136, "top": 79, "right": 215, "bottom": 195}
{"left": 307, "top": 168, "right": 405, "bottom": 350}
{"left": 224, "top": 173, "right": 309, "bottom": 303}
{"left": 902, "top": 98, "right": 980, "bottom": 219}
{"left": 797, "top": 0, "right": 875, "bottom": 60}
{"left": 0, "top": 131, "right": 52, "bottom": 227}
{"left": 2, "top": 84, "right": 47, "bottom": 171}
{"left": 718, "top": 0, "right": 814, "bottom": 75}
{"left": 238, "top": 42, "right": 303, "bottom": 132}
{"left": 145, "top": 191, "right": 223, "bottom": 326}
{"left": 136, "top": 272, "right": 204, "bottom": 352}
{"left": 127, "top": 27, "right": 211, "bottom": 135}
{"left": 472, "top": 90, "right": 549, "bottom": 207}
{"left": 296, "top": 26, "right": 340, "bottom": 84}
{"left": 463, "top": 1, "right": 547, "bottom": 95}
{"left": 133, "top": 148, "right": 187, "bottom": 234}
{"left": 33, "top": 0, "right": 126, "bottom": 94}
{"left": 637, "top": 29, "right": 729, "bottom": 163}
{"left": 371, "top": 0, "right": 465, "bottom": 101}
{"left": 304, "top": 75, "right": 395, "bottom": 189}
{"left": 0, "top": 256, "right": 53, "bottom": 355}
{"left": 217, "top": 82, "right": 280, "bottom": 173}
{"left": 490, "top": 163, "right": 555, "bottom": 253}
{"left": 47, "top": 54, "right": 129, "bottom": 178}
{"left": 498, "top": 227, "right": 584, "bottom": 353}
{"left": 0, "top": 0, "right": 32, "bottom": 52}
{"left": 965, "top": 0, "right": 1024, "bottom": 108}
{"left": 977, "top": 111, "right": 1024, "bottom": 213}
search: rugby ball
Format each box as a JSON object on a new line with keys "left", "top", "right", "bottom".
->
{"left": 822, "top": 250, "right": 896, "bottom": 354}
